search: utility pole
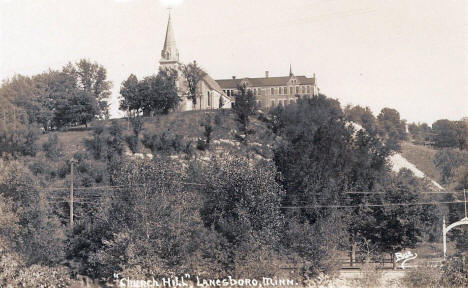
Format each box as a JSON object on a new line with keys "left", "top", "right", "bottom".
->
{"left": 12, "top": 105, "right": 16, "bottom": 130}
{"left": 464, "top": 189, "right": 467, "bottom": 219}
{"left": 127, "top": 108, "right": 130, "bottom": 130}
{"left": 69, "top": 158, "right": 77, "bottom": 228}
{"left": 2, "top": 106, "right": 5, "bottom": 128}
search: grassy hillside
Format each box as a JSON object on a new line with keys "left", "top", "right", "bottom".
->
{"left": 400, "top": 141, "right": 441, "bottom": 185}
{"left": 38, "top": 109, "right": 277, "bottom": 160}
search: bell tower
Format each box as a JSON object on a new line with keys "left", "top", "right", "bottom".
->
{"left": 160, "top": 11, "right": 180, "bottom": 69}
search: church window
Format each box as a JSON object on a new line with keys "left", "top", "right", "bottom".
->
{"left": 207, "top": 91, "right": 211, "bottom": 106}
{"left": 289, "top": 87, "right": 293, "bottom": 94}
{"left": 271, "top": 88, "right": 275, "bottom": 95}
{"left": 296, "top": 86, "right": 299, "bottom": 94}
{"left": 279, "top": 87, "right": 282, "bottom": 94}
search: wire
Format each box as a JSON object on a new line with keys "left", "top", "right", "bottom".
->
{"left": 280, "top": 200, "right": 466, "bottom": 209}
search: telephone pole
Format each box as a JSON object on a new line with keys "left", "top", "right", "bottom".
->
{"left": 69, "top": 158, "right": 77, "bottom": 227}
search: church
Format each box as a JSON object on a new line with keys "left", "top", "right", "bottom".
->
{"left": 159, "top": 13, "right": 233, "bottom": 111}
{"left": 158, "top": 13, "right": 319, "bottom": 111}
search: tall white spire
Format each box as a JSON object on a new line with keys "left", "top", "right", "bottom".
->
{"left": 160, "top": 10, "right": 179, "bottom": 67}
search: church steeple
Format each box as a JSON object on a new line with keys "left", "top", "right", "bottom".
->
{"left": 160, "top": 11, "right": 179, "bottom": 67}
{"left": 289, "top": 64, "right": 293, "bottom": 76}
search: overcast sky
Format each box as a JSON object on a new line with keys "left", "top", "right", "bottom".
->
{"left": 0, "top": 0, "right": 466, "bottom": 124}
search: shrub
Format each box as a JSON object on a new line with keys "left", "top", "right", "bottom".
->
{"left": 125, "top": 134, "right": 139, "bottom": 153}
{"left": 42, "top": 133, "right": 64, "bottom": 160}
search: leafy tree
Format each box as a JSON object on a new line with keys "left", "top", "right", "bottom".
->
{"left": 78, "top": 158, "right": 208, "bottom": 279}
{"left": 0, "top": 160, "right": 66, "bottom": 265}
{"left": 119, "top": 74, "right": 140, "bottom": 114}
{"left": 454, "top": 121, "right": 468, "bottom": 150}
{"left": 408, "top": 122, "right": 433, "bottom": 144}
{"left": 182, "top": 61, "right": 204, "bottom": 106}
{"left": 344, "top": 105, "right": 379, "bottom": 135}
{"left": 434, "top": 149, "right": 467, "bottom": 184}
{"left": 196, "top": 158, "right": 285, "bottom": 276}
{"left": 360, "top": 169, "right": 440, "bottom": 264}
{"left": 377, "top": 107, "right": 407, "bottom": 151}
{"left": 149, "top": 68, "right": 181, "bottom": 114}
{"left": 232, "top": 84, "right": 257, "bottom": 138}
{"left": 432, "top": 119, "right": 460, "bottom": 149}
{"left": 63, "top": 59, "right": 112, "bottom": 119}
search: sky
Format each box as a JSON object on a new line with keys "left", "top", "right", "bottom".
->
{"left": 0, "top": 0, "right": 466, "bottom": 124}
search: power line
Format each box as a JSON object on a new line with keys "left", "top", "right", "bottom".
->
{"left": 280, "top": 200, "right": 466, "bottom": 209}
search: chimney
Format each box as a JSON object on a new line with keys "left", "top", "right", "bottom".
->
{"left": 265, "top": 71, "right": 269, "bottom": 78}
{"left": 232, "top": 76, "right": 236, "bottom": 80}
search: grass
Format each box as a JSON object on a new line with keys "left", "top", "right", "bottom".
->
{"left": 37, "top": 110, "right": 276, "bottom": 160}
{"left": 400, "top": 141, "right": 441, "bottom": 184}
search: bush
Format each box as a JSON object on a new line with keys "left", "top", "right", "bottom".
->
{"left": 125, "top": 134, "right": 139, "bottom": 153}
{"left": 402, "top": 264, "right": 442, "bottom": 288}
{"left": 142, "top": 131, "right": 187, "bottom": 154}
{"left": 42, "top": 133, "right": 63, "bottom": 160}
{"left": 442, "top": 256, "right": 468, "bottom": 287}
{"left": 84, "top": 125, "right": 105, "bottom": 160}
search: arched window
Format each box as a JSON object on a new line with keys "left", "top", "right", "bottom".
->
{"left": 279, "top": 87, "right": 282, "bottom": 94}
{"left": 271, "top": 87, "right": 275, "bottom": 95}
{"left": 290, "top": 87, "right": 293, "bottom": 94}
{"left": 207, "top": 91, "right": 211, "bottom": 106}
{"left": 296, "top": 86, "right": 299, "bottom": 94}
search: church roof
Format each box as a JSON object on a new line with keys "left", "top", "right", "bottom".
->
{"left": 202, "top": 73, "right": 234, "bottom": 101}
{"left": 161, "top": 12, "right": 179, "bottom": 62}
{"left": 163, "top": 13, "right": 176, "bottom": 51}
{"left": 215, "top": 76, "right": 315, "bottom": 89}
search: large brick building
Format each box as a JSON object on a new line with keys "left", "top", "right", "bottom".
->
{"left": 158, "top": 12, "right": 319, "bottom": 111}
{"left": 215, "top": 68, "right": 319, "bottom": 108}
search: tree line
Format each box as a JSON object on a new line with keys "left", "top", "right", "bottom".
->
{"left": 0, "top": 59, "right": 111, "bottom": 131}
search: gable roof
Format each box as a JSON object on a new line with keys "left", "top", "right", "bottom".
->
{"left": 202, "top": 73, "right": 234, "bottom": 101}
{"left": 216, "top": 75, "right": 315, "bottom": 89}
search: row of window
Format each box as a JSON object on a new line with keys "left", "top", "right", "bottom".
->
{"left": 244, "top": 95, "right": 310, "bottom": 108}
{"left": 223, "top": 85, "right": 314, "bottom": 97}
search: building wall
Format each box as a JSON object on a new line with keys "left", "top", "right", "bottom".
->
{"left": 179, "top": 80, "right": 232, "bottom": 111}
{"left": 223, "top": 84, "right": 317, "bottom": 108}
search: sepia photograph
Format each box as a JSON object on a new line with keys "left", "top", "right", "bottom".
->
{"left": 0, "top": 0, "right": 467, "bottom": 287}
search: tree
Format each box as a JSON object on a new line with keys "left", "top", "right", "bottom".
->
{"left": 77, "top": 158, "right": 208, "bottom": 279}
{"left": 432, "top": 119, "right": 459, "bottom": 148}
{"left": 63, "top": 59, "right": 112, "bottom": 119}
{"left": 454, "top": 121, "right": 468, "bottom": 150}
{"left": 344, "top": 105, "right": 379, "bottom": 136}
{"left": 196, "top": 158, "right": 285, "bottom": 276}
{"left": 150, "top": 68, "right": 181, "bottom": 114}
{"left": 232, "top": 84, "right": 257, "bottom": 137}
{"left": 377, "top": 107, "right": 407, "bottom": 151}
{"left": 182, "top": 61, "right": 204, "bottom": 106}
{"left": 119, "top": 74, "right": 140, "bottom": 114}
{"left": 362, "top": 169, "right": 439, "bottom": 265}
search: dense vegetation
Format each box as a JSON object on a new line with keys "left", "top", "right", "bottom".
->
{"left": 0, "top": 65, "right": 467, "bottom": 286}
